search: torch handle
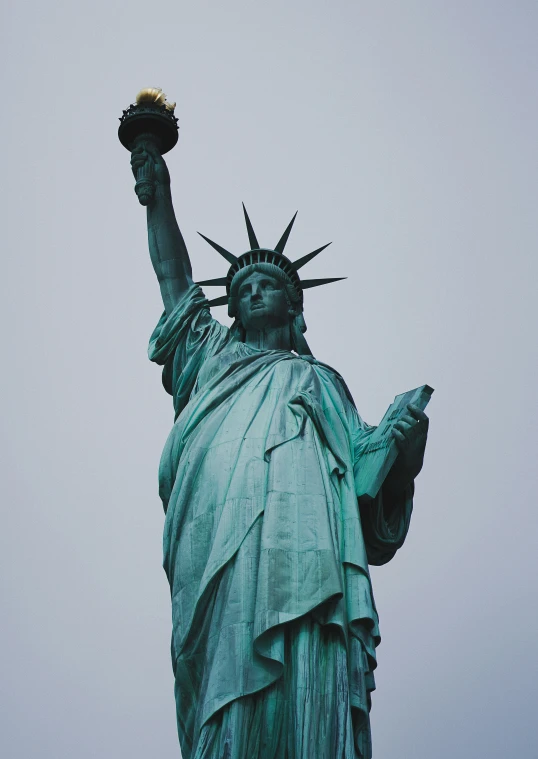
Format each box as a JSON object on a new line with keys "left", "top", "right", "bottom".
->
{"left": 132, "top": 134, "right": 161, "bottom": 206}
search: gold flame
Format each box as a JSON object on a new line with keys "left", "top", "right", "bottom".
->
{"left": 135, "top": 87, "right": 176, "bottom": 112}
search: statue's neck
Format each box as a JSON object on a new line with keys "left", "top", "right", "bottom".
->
{"left": 244, "top": 324, "right": 292, "bottom": 352}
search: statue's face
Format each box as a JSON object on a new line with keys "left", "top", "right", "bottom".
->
{"left": 237, "top": 271, "right": 292, "bottom": 331}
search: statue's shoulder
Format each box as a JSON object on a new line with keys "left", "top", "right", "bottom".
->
{"left": 298, "top": 355, "right": 357, "bottom": 410}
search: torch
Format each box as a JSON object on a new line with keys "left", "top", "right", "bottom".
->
{"left": 118, "top": 88, "right": 179, "bottom": 206}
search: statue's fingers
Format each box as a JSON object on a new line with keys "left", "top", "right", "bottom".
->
{"left": 399, "top": 414, "right": 416, "bottom": 426}
{"left": 145, "top": 141, "right": 164, "bottom": 164}
{"left": 407, "top": 404, "right": 428, "bottom": 423}
{"left": 393, "top": 420, "right": 413, "bottom": 435}
{"left": 130, "top": 151, "right": 146, "bottom": 165}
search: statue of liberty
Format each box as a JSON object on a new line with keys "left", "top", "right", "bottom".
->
{"left": 126, "top": 99, "right": 429, "bottom": 759}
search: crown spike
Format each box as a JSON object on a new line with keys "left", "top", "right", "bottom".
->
{"left": 207, "top": 295, "right": 229, "bottom": 307}
{"left": 196, "top": 277, "right": 228, "bottom": 287}
{"left": 242, "top": 204, "right": 260, "bottom": 249}
{"left": 300, "top": 277, "right": 346, "bottom": 290}
{"left": 292, "top": 242, "right": 332, "bottom": 271}
{"left": 198, "top": 233, "right": 238, "bottom": 265}
{"left": 274, "top": 211, "right": 298, "bottom": 254}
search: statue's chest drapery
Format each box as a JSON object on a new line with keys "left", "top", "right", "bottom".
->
{"left": 194, "top": 341, "right": 316, "bottom": 394}
{"left": 168, "top": 344, "right": 357, "bottom": 483}
{"left": 159, "top": 344, "right": 368, "bottom": 600}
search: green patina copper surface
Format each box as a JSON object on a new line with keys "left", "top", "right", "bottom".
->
{"left": 121, "top": 97, "right": 430, "bottom": 758}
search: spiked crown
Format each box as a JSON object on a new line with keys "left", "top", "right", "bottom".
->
{"left": 197, "top": 205, "right": 345, "bottom": 317}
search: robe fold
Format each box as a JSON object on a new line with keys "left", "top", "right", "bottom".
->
{"left": 149, "top": 286, "right": 413, "bottom": 759}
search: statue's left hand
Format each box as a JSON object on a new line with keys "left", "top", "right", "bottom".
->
{"left": 388, "top": 404, "right": 429, "bottom": 490}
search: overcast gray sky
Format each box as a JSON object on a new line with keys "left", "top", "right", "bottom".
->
{"left": 1, "top": 1, "right": 537, "bottom": 757}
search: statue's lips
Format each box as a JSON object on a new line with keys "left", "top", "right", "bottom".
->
{"left": 250, "top": 303, "right": 267, "bottom": 311}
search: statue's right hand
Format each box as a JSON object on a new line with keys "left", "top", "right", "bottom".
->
{"left": 130, "top": 141, "right": 171, "bottom": 189}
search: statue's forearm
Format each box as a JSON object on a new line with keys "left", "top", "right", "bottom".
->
{"left": 147, "top": 187, "right": 193, "bottom": 313}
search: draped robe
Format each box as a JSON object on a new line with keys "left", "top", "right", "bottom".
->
{"left": 149, "top": 286, "right": 413, "bottom": 759}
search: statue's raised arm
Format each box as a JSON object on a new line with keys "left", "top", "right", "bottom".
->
{"left": 119, "top": 88, "right": 192, "bottom": 314}
{"left": 130, "top": 144, "right": 193, "bottom": 314}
